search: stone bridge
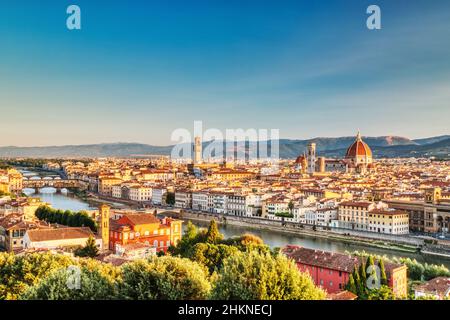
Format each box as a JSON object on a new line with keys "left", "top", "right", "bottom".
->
{"left": 22, "top": 178, "right": 89, "bottom": 192}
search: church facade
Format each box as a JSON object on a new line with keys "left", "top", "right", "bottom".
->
{"left": 295, "top": 132, "right": 374, "bottom": 174}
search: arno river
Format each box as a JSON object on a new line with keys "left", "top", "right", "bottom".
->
{"left": 21, "top": 170, "right": 450, "bottom": 267}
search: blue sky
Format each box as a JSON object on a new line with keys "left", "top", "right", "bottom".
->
{"left": 0, "top": 0, "right": 449, "bottom": 146}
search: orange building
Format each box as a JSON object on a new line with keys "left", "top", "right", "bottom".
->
{"left": 109, "top": 213, "right": 182, "bottom": 254}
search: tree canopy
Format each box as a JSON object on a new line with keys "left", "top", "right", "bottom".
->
{"left": 211, "top": 250, "right": 326, "bottom": 300}
{"left": 119, "top": 256, "right": 211, "bottom": 300}
{"left": 35, "top": 206, "right": 97, "bottom": 232}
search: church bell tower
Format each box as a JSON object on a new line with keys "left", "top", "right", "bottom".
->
{"left": 99, "top": 204, "right": 110, "bottom": 251}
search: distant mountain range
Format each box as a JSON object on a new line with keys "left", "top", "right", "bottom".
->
{"left": 1, "top": 135, "right": 449, "bottom": 159}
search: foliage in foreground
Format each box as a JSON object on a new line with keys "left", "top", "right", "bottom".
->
{"left": 1, "top": 221, "right": 327, "bottom": 300}
{"left": 22, "top": 266, "right": 119, "bottom": 300}
{"left": 0, "top": 252, "right": 120, "bottom": 300}
{"left": 120, "top": 256, "right": 211, "bottom": 300}
{"left": 211, "top": 250, "right": 326, "bottom": 300}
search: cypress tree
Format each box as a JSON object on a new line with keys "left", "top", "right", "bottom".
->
{"left": 352, "top": 268, "right": 362, "bottom": 296}
{"left": 359, "top": 259, "right": 367, "bottom": 284}
{"left": 366, "top": 255, "right": 375, "bottom": 267}
{"left": 345, "top": 274, "right": 357, "bottom": 295}
{"left": 205, "top": 220, "right": 223, "bottom": 244}
{"left": 365, "top": 256, "right": 379, "bottom": 292}
{"left": 378, "top": 259, "right": 388, "bottom": 286}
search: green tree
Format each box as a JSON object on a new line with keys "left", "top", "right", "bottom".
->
{"left": 288, "top": 200, "right": 294, "bottom": 213}
{"left": 21, "top": 266, "right": 119, "bottom": 300}
{"left": 367, "top": 285, "right": 395, "bottom": 300}
{"left": 378, "top": 259, "right": 388, "bottom": 286}
{"left": 74, "top": 236, "right": 100, "bottom": 258}
{"left": 359, "top": 260, "right": 367, "bottom": 283}
{"left": 205, "top": 220, "right": 223, "bottom": 244}
{"left": 366, "top": 256, "right": 375, "bottom": 268}
{"left": 120, "top": 256, "right": 211, "bottom": 300}
{"left": 211, "top": 250, "right": 326, "bottom": 300}
{"left": 34, "top": 206, "right": 97, "bottom": 232}
{"left": 190, "top": 242, "right": 239, "bottom": 274}
{"left": 0, "top": 252, "right": 75, "bottom": 300}
{"left": 345, "top": 274, "right": 357, "bottom": 295}
{"left": 166, "top": 192, "right": 175, "bottom": 205}
{"left": 169, "top": 221, "right": 202, "bottom": 256}
{"left": 352, "top": 268, "right": 364, "bottom": 297}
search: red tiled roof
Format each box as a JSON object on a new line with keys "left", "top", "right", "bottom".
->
{"left": 327, "top": 290, "right": 358, "bottom": 300}
{"left": 339, "top": 201, "right": 372, "bottom": 208}
{"left": 414, "top": 277, "right": 450, "bottom": 297}
{"left": 26, "top": 227, "right": 93, "bottom": 242}
{"left": 123, "top": 213, "right": 160, "bottom": 225}
{"left": 282, "top": 245, "right": 405, "bottom": 276}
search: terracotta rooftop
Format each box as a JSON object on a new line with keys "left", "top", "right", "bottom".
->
{"left": 414, "top": 277, "right": 450, "bottom": 297}
{"left": 26, "top": 227, "right": 93, "bottom": 242}
{"left": 339, "top": 201, "right": 373, "bottom": 208}
{"left": 122, "top": 213, "right": 160, "bottom": 225}
{"left": 327, "top": 290, "right": 358, "bottom": 300}
{"left": 282, "top": 245, "right": 405, "bottom": 276}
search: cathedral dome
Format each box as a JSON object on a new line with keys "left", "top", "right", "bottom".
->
{"left": 345, "top": 132, "right": 372, "bottom": 158}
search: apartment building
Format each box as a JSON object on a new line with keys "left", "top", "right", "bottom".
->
{"left": 386, "top": 188, "right": 450, "bottom": 234}
{"left": 368, "top": 209, "right": 409, "bottom": 235}
{"left": 337, "top": 201, "right": 388, "bottom": 231}
{"left": 129, "top": 186, "right": 152, "bottom": 202}
{"left": 174, "top": 189, "right": 192, "bottom": 209}
{"left": 192, "top": 191, "right": 209, "bottom": 211}
{"left": 98, "top": 176, "right": 123, "bottom": 196}
{"left": 112, "top": 185, "right": 123, "bottom": 199}
{"left": 226, "top": 194, "right": 246, "bottom": 216}
{"left": 210, "top": 192, "right": 228, "bottom": 214}
{"left": 0, "top": 214, "right": 51, "bottom": 252}
{"left": 152, "top": 187, "right": 167, "bottom": 205}
{"left": 7, "top": 169, "right": 23, "bottom": 193}
{"left": 139, "top": 169, "right": 173, "bottom": 182}
{"left": 109, "top": 213, "right": 182, "bottom": 253}
{"left": 209, "top": 170, "right": 255, "bottom": 181}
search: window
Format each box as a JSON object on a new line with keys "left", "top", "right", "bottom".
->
{"left": 153, "top": 240, "right": 158, "bottom": 247}
{"left": 329, "top": 281, "right": 333, "bottom": 287}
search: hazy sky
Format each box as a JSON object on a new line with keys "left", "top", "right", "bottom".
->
{"left": 1, "top": 0, "right": 449, "bottom": 146}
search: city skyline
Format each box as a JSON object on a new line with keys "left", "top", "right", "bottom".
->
{"left": 1, "top": 0, "right": 450, "bottom": 146}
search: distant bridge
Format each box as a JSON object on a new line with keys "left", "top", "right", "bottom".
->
{"left": 22, "top": 178, "right": 89, "bottom": 192}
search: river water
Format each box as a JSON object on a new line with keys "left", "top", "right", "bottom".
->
{"left": 20, "top": 169, "right": 450, "bottom": 268}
